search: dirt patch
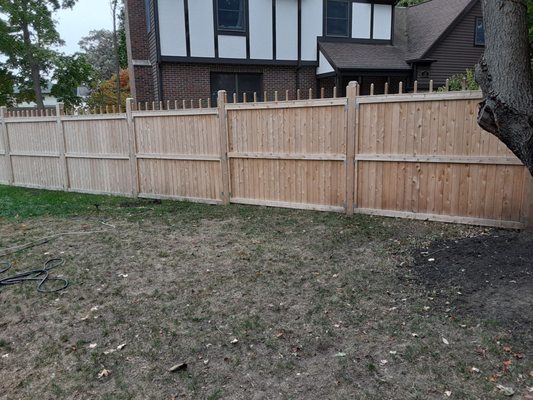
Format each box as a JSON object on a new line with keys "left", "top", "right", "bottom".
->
{"left": 411, "top": 230, "right": 533, "bottom": 346}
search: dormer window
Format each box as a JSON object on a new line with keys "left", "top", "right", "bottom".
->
{"left": 217, "top": 0, "right": 246, "bottom": 33}
{"left": 326, "top": 0, "right": 350, "bottom": 37}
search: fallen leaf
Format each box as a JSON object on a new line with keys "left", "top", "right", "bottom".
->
{"left": 442, "top": 337, "right": 450, "bottom": 345}
{"left": 529, "top": 371, "right": 533, "bottom": 377}
{"left": 503, "top": 359, "right": 512, "bottom": 371}
{"left": 514, "top": 353, "right": 524, "bottom": 359}
{"left": 496, "top": 384, "right": 515, "bottom": 396}
{"left": 98, "top": 368, "right": 111, "bottom": 378}
{"left": 503, "top": 346, "right": 512, "bottom": 353}
{"left": 168, "top": 363, "right": 187, "bottom": 372}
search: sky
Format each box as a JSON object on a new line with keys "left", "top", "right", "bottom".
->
{"left": 55, "top": 0, "right": 115, "bottom": 55}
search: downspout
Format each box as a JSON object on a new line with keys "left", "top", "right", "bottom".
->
{"left": 296, "top": 0, "right": 302, "bottom": 94}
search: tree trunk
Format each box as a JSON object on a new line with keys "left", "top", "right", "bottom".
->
{"left": 112, "top": 0, "right": 122, "bottom": 109}
{"left": 21, "top": 22, "right": 45, "bottom": 110}
{"left": 476, "top": 0, "right": 533, "bottom": 177}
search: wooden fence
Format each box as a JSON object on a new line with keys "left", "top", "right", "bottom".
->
{"left": 1, "top": 85, "right": 532, "bottom": 229}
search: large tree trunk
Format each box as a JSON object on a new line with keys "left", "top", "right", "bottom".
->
{"left": 21, "top": 22, "right": 45, "bottom": 110}
{"left": 476, "top": 0, "right": 533, "bottom": 177}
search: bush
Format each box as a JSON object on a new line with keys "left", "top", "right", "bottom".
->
{"left": 438, "top": 68, "right": 479, "bottom": 92}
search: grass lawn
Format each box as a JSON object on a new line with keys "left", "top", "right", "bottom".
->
{"left": 0, "top": 185, "right": 531, "bottom": 399}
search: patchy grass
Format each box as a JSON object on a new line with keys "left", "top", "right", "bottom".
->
{"left": 0, "top": 186, "right": 531, "bottom": 399}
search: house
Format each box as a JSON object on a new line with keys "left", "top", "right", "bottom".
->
{"left": 124, "top": 0, "right": 485, "bottom": 102}
{"left": 14, "top": 82, "right": 59, "bottom": 109}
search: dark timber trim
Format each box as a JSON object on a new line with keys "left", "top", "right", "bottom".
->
{"left": 184, "top": 0, "right": 191, "bottom": 57}
{"left": 272, "top": 0, "right": 277, "bottom": 60}
{"left": 160, "top": 56, "right": 317, "bottom": 66}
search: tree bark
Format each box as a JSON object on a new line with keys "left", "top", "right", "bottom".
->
{"left": 476, "top": 0, "right": 533, "bottom": 177}
{"left": 21, "top": 22, "right": 45, "bottom": 110}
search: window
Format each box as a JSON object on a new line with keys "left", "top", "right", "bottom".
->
{"left": 326, "top": 0, "right": 350, "bottom": 37}
{"left": 217, "top": 0, "right": 246, "bottom": 32}
{"left": 210, "top": 73, "right": 263, "bottom": 104}
{"left": 145, "top": 0, "right": 151, "bottom": 32}
{"left": 474, "top": 17, "right": 485, "bottom": 46}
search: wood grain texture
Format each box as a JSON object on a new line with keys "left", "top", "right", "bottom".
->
{"left": 355, "top": 97, "right": 528, "bottom": 225}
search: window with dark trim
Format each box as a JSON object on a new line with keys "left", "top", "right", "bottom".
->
{"left": 217, "top": 0, "right": 246, "bottom": 32}
{"left": 145, "top": 0, "right": 151, "bottom": 32}
{"left": 210, "top": 72, "right": 263, "bottom": 104}
{"left": 326, "top": 0, "right": 350, "bottom": 37}
{"left": 474, "top": 17, "right": 485, "bottom": 46}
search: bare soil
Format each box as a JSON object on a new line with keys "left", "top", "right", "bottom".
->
{"left": 0, "top": 205, "right": 532, "bottom": 400}
{"left": 412, "top": 230, "right": 533, "bottom": 341}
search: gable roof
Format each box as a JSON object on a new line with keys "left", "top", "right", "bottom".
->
{"left": 404, "top": 0, "right": 477, "bottom": 61}
{"left": 319, "top": 42, "right": 410, "bottom": 71}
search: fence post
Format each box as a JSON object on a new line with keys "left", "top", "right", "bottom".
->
{"left": 55, "top": 103, "right": 69, "bottom": 190}
{"left": 0, "top": 106, "right": 14, "bottom": 185}
{"left": 345, "top": 81, "right": 358, "bottom": 216}
{"left": 126, "top": 98, "right": 139, "bottom": 198}
{"left": 217, "top": 90, "right": 231, "bottom": 205}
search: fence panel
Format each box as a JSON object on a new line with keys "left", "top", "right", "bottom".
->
{"left": 7, "top": 119, "right": 63, "bottom": 189}
{"left": 64, "top": 116, "right": 131, "bottom": 195}
{"left": 354, "top": 94, "right": 530, "bottom": 228}
{"left": 134, "top": 111, "right": 222, "bottom": 203}
{"left": 227, "top": 100, "right": 347, "bottom": 211}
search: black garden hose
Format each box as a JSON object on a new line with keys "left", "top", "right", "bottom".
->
{"left": 0, "top": 230, "right": 108, "bottom": 294}
{"left": 0, "top": 258, "right": 69, "bottom": 293}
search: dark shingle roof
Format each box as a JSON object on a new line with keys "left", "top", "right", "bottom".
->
{"left": 405, "top": 0, "right": 476, "bottom": 61}
{"left": 319, "top": 42, "right": 411, "bottom": 71}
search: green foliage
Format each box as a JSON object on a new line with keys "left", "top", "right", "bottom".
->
{"left": 0, "top": 0, "right": 90, "bottom": 108}
{"left": 118, "top": 5, "right": 128, "bottom": 70}
{"left": 0, "top": 68, "right": 15, "bottom": 107}
{"left": 438, "top": 69, "right": 479, "bottom": 92}
{"left": 51, "top": 54, "right": 94, "bottom": 110}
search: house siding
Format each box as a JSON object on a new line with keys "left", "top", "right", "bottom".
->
{"left": 425, "top": 1, "right": 484, "bottom": 88}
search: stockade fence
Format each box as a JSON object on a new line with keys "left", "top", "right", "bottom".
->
{"left": 1, "top": 82, "right": 532, "bottom": 229}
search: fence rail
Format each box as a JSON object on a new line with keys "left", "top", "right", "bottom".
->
{"left": 1, "top": 85, "right": 532, "bottom": 229}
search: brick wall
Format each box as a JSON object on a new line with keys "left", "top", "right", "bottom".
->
{"left": 157, "top": 63, "right": 318, "bottom": 103}
{"left": 133, "top": 66, "right": 154, "bottom": 103}
{"left": 124, "top": 0, "right": 150, "bottom": 60}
